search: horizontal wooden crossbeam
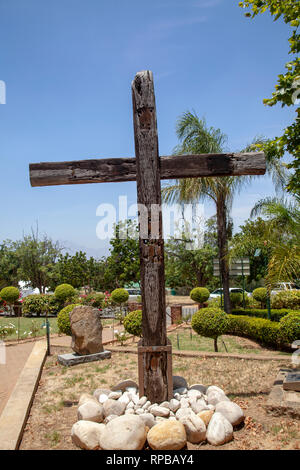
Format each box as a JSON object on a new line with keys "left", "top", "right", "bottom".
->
{"left": 29, "top": 152, "right": 266, "bottom": 187}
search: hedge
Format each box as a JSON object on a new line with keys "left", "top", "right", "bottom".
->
{"left": 226, "top": 314, "right": 281, "bottom": 347}
{"left": 231, "top": 308, "right": 300, "bottom": 322}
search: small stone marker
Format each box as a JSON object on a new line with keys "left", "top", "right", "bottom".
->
{"left": 57, "top": 305, "right": 111, "bottom": 366}
{"left": 283, "top": 372, "right": 300, "bottom": 392}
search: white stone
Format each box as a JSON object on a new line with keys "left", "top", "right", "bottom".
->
{"left": 130, "top": 393, "right": 139, "bottom": 405}
{"left": 142, "top": 400, "right": 151, "bottom": 410}
{"left": 77, "top": 401, "right": 104, "bottom": 423}
{"left": 151, "top": 405, "right": 170, "bottom": 418}
{"left": 174, "top": 393, "right": 181, "bottom": 401}
{"left": 206, "top": 412, "right": 233, "bottom": 446}
{"left": 206, "top": 385, "right": 225, "bottom": 395}
{"left": 103, "top": 399, "right": 126, "bottom": 417}
{"left": 156, "top": 416, "right": 168, "bottom": 423}
{"left": 215, "top": 400, "right": 245, "bottom": 426}
{"left": 135, "top": 408, "right": 144, "bottom": 415}
{"left": 137, "top": 396, "right": 148, "bottom": 407}
{"left": 78, "top": 393, "right": 98, "bottom": 407}
{"left": 179, "top": 412, "right": 206, "bottom": 444}
{"left": 189, "top": 384, "right": 207, "bottom": 394}
{"left": 160, "top": 401, "right": 170, "bottom": 409}
{"left": 176, "top": 407, "right": 192, "bottom": 420}
{"left": 207, "top": 390, "right": 230, "bottom": 406}
{"left": 71, "top": 420, "right": 105, "bottom": 450}
{"left": 169, "top": 398, "right": 180, "bottom": 413}
{"left": 180, "top": 397, "right": 190, "bottom": 408}
{"left": 108, "top": 391, "right": 122, "bottom": 400}
{"left": 99, "top": 415, "right": 147, "bottom": 450}
{"left": 104, "top": 414, "right": 119, "bottom": 424}
{"left": 99, "top": 393, "right": 109, "bottom": 404}
{"left": 125, "top": 408, "right": 135, "bottom": 414}
{"left": 138, "top": 413, "right": 156, "bottom": 428}
{"left": 190, "top": 398, "right": 208, "bottom": 414}
{"left": 187, "top": 389, "right": 203, "bottom": 400}
{"left": 126, "top": 401, "right": 134, "bottom": 409}
{"left": 126, "top": 386, "right": 138, "bottom": 394}
{"left": 93, "top": 388, "right": 110, "bottom": 400}
{"left": 118, "top": 392, "right": 131, "bottom": 406}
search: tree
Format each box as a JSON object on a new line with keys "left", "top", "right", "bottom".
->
{"left": 103, "top": 220, "right": 140, "bottom": 290}
{"left": 53, "top": 251, "right": 89, "bottom": 289}
{"left": 162, "top": 112, "right": 246, "bottom": 314}
{"left": 250, "top": 197, "right": 300, "bottom": 285}
{"left": 239, "top": 1, "right": 300, "bottom": 196}
{"left": 0, "top": 240, "right": 20, "bottom": 288}
{"left": 16, "top": 228, "right": 62, "bottom": 293}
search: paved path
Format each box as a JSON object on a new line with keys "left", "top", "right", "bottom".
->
{"left": 0, "top": 342, "right": 34, "bottom": 417}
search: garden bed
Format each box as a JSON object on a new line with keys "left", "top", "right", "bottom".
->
{"left": 19, "top": 346, "right": 299, "bottom": 450}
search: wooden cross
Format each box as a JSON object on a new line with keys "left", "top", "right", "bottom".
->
{"left": 29, "top": 70, "right": 266, "bottom": 403}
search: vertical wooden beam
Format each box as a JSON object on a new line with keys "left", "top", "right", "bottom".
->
{"left": 132, "top": 70, "right": 171, "bottom": 403}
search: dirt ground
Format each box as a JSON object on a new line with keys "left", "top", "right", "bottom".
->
{"left": 0, "top": 342, "right": 34, "bottom": 416}
{"left": 19, "top": 346, "right": 299, "bottom": 450}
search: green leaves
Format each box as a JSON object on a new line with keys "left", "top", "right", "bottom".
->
{"left": 239, "top": 0, "right": 300, "bottom": 198}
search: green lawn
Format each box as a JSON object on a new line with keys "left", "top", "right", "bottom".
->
{"left": 0, "top": 316, "right": 59, "bottom": 341}
{"left": 167, "top": 328, "right": 288, "bottom": 355}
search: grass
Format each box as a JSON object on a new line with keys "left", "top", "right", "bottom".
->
{"left": 0, "top": 316, "right": 60, "bottom": 341}
{"left": 167, "top": 327, "right": 289, "bottom": 355}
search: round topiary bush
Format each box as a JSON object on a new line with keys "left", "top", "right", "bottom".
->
{"left": 190, "top": 287, "right": 210, "bottom": 305}
{"left": 279, "top": 312, "right": 300, "bottom": 344}
{"left": 0, "top": 286, "right": 20, "bottom": 305}
{"left": 191, "top": 307, "right": 229, "bottom": 352}
{"left": 54, "top": 284, "right": 76, "bottom": 302}
{"left": 123, "top": 310, "right": 142, "bottom": 337}
{"left": 230, "top": 292, "right": 243, "bottom": 308}
{"left": 252, "top": 287, "right": 267, "bottom": 308}
{"left": 111, "top": 288, "right": 129, "bottom": 305}
{"left": 57, "top": 304, "right": 80, "bottom": 336}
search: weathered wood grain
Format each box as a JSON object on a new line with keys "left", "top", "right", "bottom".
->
{"left": 29, "top": 152, "right": 266, "bottom": 187}
{"left": 132, "top": 70, "right": 170, "bottom": 402}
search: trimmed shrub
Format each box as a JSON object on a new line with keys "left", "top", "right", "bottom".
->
{"left": 191, "top": 307, "right": 229, "bottom": 352}
{"left": 230, "top": 292, "right": 243, "bottom": 308}
{"left": 54, "top": 284, "right": 76, "bottom": 302}
{"left": 231, "top": 308, "right": 300, "bottom": 322}
{"left": 271, "top": 290, "right": 300, "bottom": 310}
{"left": 57, "top": 304, "right": 80, "bottom": 336}
{"left": 279, "top": 312, "right": 300, "bottom": 344}
{"left": 111, "top": 288, "right": 129, "bottom": 305}
{"left": 123, "top": 310, "right": 142, "bottom": 337}
{"left": 252, "top": 288, "right": 267, "bottom": 308}
{"left": 190, "top": 287, "right": 210, "bottom": 305}
{"left": 0, "top": 286, "right": 20, "bottom": 305}
{"left": 226, "top": 314, "right": 280, "bottom": 348}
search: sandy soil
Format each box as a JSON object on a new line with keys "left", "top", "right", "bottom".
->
{"left": 19, "top": 347, "right": 299, "bottom": 450}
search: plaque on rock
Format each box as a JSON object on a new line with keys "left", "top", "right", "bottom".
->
{"left": 283, "top": 372, "right": 300, "bottom": 392}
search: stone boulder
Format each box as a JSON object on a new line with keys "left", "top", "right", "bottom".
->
{"left": 147, "top": 420, "right": 187, "bottom": 450}
{"left": 179, "top": 413, "right": 206, "bottom": 444}
{"left": 215, "top": 400, "right": 245, "bottom": 426}
{"left": 206, "top": 412, "right": 233, "bottom": 446}
{"left": 99, "top": 415, "right": 147, "bottom": 450}
{"left": 70, "top": 306, "right": 104, "bottom": 355}
{"left": 77, "top": 401, "right": 104, "bottom": 423}
{"left": 71, "top": 420, "right": 105, "bottom": 450}
{"left": 103, "top": 399, "right": 126, "bottom": 417}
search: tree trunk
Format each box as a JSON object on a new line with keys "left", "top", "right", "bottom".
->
{"left": 216, "top": 195, "right": 231, "bottom": 314}
{"left": 214, "top": 337, "right": 218, "bottom": 352}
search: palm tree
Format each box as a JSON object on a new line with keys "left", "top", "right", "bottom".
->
{"left": 162, "top": 111, "right": 247, "bottom": 314}
{"left": 162, "top": 112, "right": 288, "bottom": 314}
{"left": 250, "top": 197, "right": 300, "bottom": 286}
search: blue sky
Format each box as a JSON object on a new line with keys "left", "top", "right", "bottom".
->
{"left": 0, "top": 0, "right": 295, "bottom": 257}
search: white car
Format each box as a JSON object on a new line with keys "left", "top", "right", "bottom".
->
{"left": 209, "top": 287, "right": 251, "bottom": 299}
{"left": 271, "top": 282, "right": 299, "bottom": 296}
{"left": 126, "top": 288, "right": 141, "bottom": 302}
